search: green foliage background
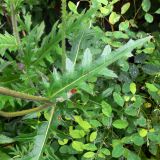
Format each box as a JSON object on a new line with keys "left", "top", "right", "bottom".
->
{"left": 0, "top": 0, "right": 160, "bottom": 159}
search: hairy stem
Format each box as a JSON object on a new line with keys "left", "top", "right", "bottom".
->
{"left": 0, "top": 87, "right": 50, "bottom": 102}
{"left": 10, "top": 3, "right": 23, "bottom": 55}
{"left": 61, "top": 0, "right": 67, "bottom": 72}
{"left": 0, "top": 103, "right": 53, "bottom": 117}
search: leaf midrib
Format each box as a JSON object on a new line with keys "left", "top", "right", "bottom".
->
{"left": 50, "top": 51, "right": 123, "bottom": 98}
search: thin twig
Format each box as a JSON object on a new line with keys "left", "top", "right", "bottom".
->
{"left": 105, "top": 17, "right": 114, "bottom": 32}
{"left": 133, "top": 5, "right": 142, "bottom": 20}
{"left": 133, "top": 0, "right": 137, "bottom": 14}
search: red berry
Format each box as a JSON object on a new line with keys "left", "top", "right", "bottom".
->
{"left": 70, "top": 88, "right": 77, "bottom": 94}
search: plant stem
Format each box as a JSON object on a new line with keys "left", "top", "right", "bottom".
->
{"left": 0, "top": 103, "right": 53, "bottom": 117}
{"left": 10, "top": 3, "right": 23, "bottom": 55}
{"left": 0, "top": 87, "right": 50, "bottom": 102}
{"left": 73, "top": 32, "right": 84, "bottom": 67}
{"left": 61, "top": 0, "right": 67, "bottom": 72}
{"left": 38, "top": 105, "right": 56, "bottom": 159}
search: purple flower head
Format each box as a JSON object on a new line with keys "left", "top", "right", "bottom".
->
{"left": 17, "top": 63, "right": 25, "bottom": 70}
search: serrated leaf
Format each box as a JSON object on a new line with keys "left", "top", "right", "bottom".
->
{"left": 112, "top": 119, "right": 128, "bottom": 129}
{"left": 32, "top": 21, "right": 59, "bottom": 65}
{"left": 35, "top": 22, "right": 45, "bottom": 41}
{"left": 24, "top": 13, "right": 32, "bottom": 32}
{"left": 99, "top": 68, "right": 118, "bottom": 78}
{"left": 82, "top": 48, "right": 92, "bottom": 67}
{"left": 52, "top": 68, "right": 60, "bottom": 81}
{"left": 142, "top": 0, "right": 151, "bottom": 12}
{"left": 121, "top": 2, "right": 130, "bottom": 14}
{"left": 101, "top": 45, "right": 111, "bottom": 58}
{"left": 66, "top": 58, "right": 74, "bottom": 73}
{"left": 0, "top": 62, "right": 12, "bottom": 72}
{"left": 101, "top": 101, "right": 112, "bottom": 117}
{"left": 0, "top": 33, "right": 18, "bottom": 56}
{"left": 79, "top": 82, "right": 94, "bottom": 95}
{"left": 68, "top": 1, "right": 77, "bottom": 14}
{"left": 49, "top": 37, "right": 151, "bottom": 100}
{"left": 90, "top": 131, "right": 97, "bottom": 142}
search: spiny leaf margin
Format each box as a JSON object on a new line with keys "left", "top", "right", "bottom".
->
{"left": 49, "top": 36, "right": 151, "bottom": 100}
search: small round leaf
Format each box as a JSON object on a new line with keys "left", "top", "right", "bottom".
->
{"left": 145, "top": 13, "right": 153, "bottom": 23}
{"left": 139, "top": 129, "right": 148, "bottom": 137}
{"left": 83, "top": 152, "right": 95, "bottom": 158}
{"left": 112, "top": 119, "right": 128, "bottom": 129}
{"left": 109, "top": 12, "right": 121, "bottom": 25}
{"left": 90, "top": 131, "right": 97, "bottom": 142}
{"left": 121, "top": 2, "right": 130, "bottom": 14}
{"left": 142, "top": 0, "right": 151, "bottom": 12}
{"left": 130, "top": 82, "right": 136, "bottom": 94}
